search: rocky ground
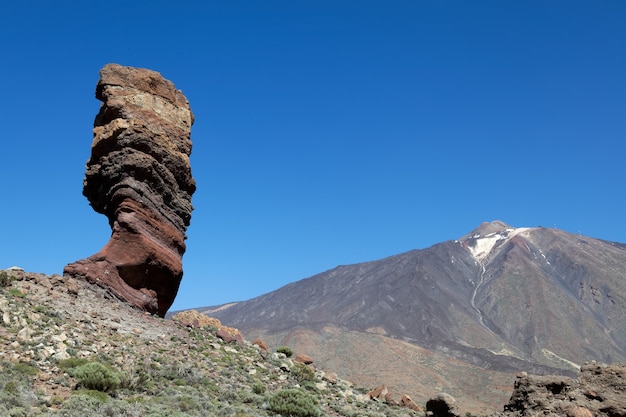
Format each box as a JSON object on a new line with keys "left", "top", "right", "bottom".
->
{"left": 1, "top": 269, "right": 624, "bottom": 417}
{"left": 494, "top": 364, "right": 626, "bottom": 417}
{"left": 0, "top": 270, "right": 426, "bottom": 416}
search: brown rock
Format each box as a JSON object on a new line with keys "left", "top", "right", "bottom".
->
{"left": 252, "top": 338, "right": 269, "bottom": 351}
{"left": 216, "top": 328, "right": 244, "bottom": 346}
{"left": 64, "top": 64, "right": 195, "bottom": 317}
{"left": 66, "top": 278, "right": 79, "bottom": 295}
{"left": 500, "top": 363, "right": 626, "bottom": 417}
{"left": 295, "top": 354, "right": 314, "bottom": 365}
{"left": 172, "top": 310, "right": 222, "bottom": 328}
{"left": 384, "top": 392, "right": 398, "bottom": 406}
{"left": 401, "top": 394, "right": 423, "bottom": 412}
{"left": 566, "top": 406, "right": 594, "bottom": 417}
{"left": 322, "top": 372, "right": 338, "bottom": 384}
{"left": 368, "top": 384, "right": 389, "bottom": 401}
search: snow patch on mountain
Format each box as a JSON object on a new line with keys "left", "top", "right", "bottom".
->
{"left": 465, "top": 227, "right": 530, "bottom": 261}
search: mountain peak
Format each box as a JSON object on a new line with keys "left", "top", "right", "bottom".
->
{"left": 459, "top": 221, "right": 530, "bottom": 261}
{"left": 461, "top": 220, "right": 512, "bottom": 240}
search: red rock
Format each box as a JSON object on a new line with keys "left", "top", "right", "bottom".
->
{"left": 216, "top": 328, "right": 244, "bottom": 346}
{"left": 401, "top": 394, "right": 423, "bottom": 412}
{"left": 294, "top": 354, "right": 314, "bottom": 364}
{"left": 368, "top": 384, "right": 388, "bottom": 401}
{"left": 253, "top": 338, "right": 269, "bottom": 351}
{"left": 384, "top": 392, "right": 398, "bottom": 406}
{"left": 64, "top": 64, "right": 195, "bottom": 317}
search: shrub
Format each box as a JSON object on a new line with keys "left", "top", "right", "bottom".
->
{"left": 7, "top": 288, "right": 24, "bottom": 298}
{"left": 251, "top": 382, "right": 265, "bottom": 395}
{"left": 58, "top": 357, "right": 90, "bottom": 370}
{"left": 76, "top": 389, "right": 109, "bottom": 402}
{"left": 73, "top": 362, "right": 121, "bottom": 392}
{"left": 12, "top": 362, "right": 38, "bottom": 376}
{"left": 0, "top": 271, "right": 10, "bottom": 287}
{"left": 276, "top": 346, "right": 294, "bottom": 357}
{"left": 269, "top": 389, "right": 322, "bottom": 417}
{"left": 119, "top": 365, "right": 152, "bottom": 391}
{"left": 292, "top": 362, "right": 316, "bottom": 382}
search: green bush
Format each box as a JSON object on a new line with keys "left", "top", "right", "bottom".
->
{"left": 276, "top": 346, "right": 294, "bottom": 357}
{"left": 73, "top": 362, "right": 121, "bottom": 392}
{"left": 12, "top": 362, "right": 39, "bottom": 376}
{"left": 269, "top": 389, "right": 322, "bottom": 417}
{"left": 58, "top": 357, "right": 90, "bottom": 370}
{"left": 292, "top": 362, "right": 316, "bottom": 382}
{"left": 251, "top": 382, "right": 265, "bottom": 395}
{"left": 75, "top": 389, "right": 110, "bottom": 403}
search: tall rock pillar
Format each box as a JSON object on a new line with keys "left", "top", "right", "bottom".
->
{"left": 64, "top": 64, "right": 196, "bottom": 317}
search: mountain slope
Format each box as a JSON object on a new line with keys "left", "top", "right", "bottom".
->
{"left": 202, "top": 221, "right": 626, "bottom": 412}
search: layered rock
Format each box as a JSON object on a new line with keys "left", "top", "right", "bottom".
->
{"left": 64, "top": 63, "right": 195, "bottom": 317}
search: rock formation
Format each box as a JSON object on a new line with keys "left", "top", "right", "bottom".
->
{"left": 64, "top": 63, "right": 195, "bottom": 317}
{"left": 494, "top": 362, "right": 626, "bottom": 417}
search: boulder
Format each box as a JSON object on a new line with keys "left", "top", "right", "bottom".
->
{"left": 499, "top": 362, "right": 626, "bottom": 417}
{"left": 216, "top": 328, "right": 244, "bottom": 346}
{"left": 368, "top": 384, "right": 389, "bottom": 401}
{"left": 64, "top": 64, "right": 195, "bottom": 317}
{"left": 252, "top": 338, "right": 269, "bottom": 352}
{"left": 426, "top": 393, "right": 459, "bottom": 417}
{"left": 401, "top": 394, "right": 423, "bottom": 412}
{"left": 294, "top": 353, "right": 314, "bottom": 365}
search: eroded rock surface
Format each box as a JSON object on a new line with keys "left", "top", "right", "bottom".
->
{"left": 64, "top": 63, "right": 195, "bottom": 317}
{"left": 494, "top": 362, "right": 626, "bottom": 417}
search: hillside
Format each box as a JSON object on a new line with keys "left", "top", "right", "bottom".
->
{"left": 202, "top": 221, "right": 626, "bottom": 413}
{"left": 0, "top": 269, "right": 425, "bottom": 416}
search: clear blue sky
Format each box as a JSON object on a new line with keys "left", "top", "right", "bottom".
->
{"left": 1, "top": 1, "right": 624, "bottom": 311}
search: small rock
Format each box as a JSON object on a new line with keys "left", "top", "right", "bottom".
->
{"left": 401, "top": 394, "right": 423, "bottom": 412}
{"left": 17, "top": 326, "right": 33, "bottom": 342}
{"left": 566, "top": 406, "right": 594, "bottom": 417}
{"left": 66, "top": 278, "right": 79, "bottom": 295}
{"left": 295, "top": 353, "right": 314, "bottom": 364}
{"left": 368, "top": 384, "right": 389, "bottom": 401}
{"left": 252, "top": 338, "right": 269, "bottom": 351}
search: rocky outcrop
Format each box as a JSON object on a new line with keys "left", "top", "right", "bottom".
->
{"left": 171, "top": 310, "right": 243, "bottom": 345}
{"left": 496, "top": 362, "right": 626, "bottom": 417}
{"left": 64, "top": 64, "right": 195, "bottom": 317}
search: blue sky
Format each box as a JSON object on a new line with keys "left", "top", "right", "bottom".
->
{"left": 1, "top": 1, "right": 624, "bottom": 311}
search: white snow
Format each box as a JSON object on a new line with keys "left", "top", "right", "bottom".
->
{"left": 466, "top": 227, "right": 530, "bottom": 261}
